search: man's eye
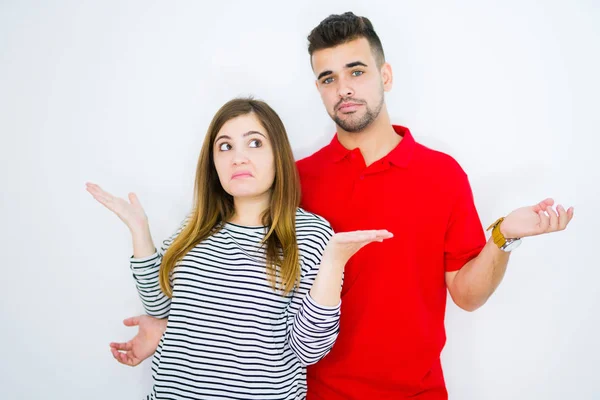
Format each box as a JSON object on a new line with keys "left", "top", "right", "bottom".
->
{"left": 322, "top": 77, "right": 334, "bottom": 84}
{"left": 352, "top": 70, "right": 364, "bottom": 77}
{"left": 219, "top": 143, "right": 231, "bottom": 151}
{"left": 249, "top": 139, "right": 262, "bottom": 148}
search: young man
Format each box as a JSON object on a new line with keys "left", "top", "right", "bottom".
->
{"left": 295, "top": 12, "right": 573, "bottom": 399}
{"left": 110, "top": 12, "right": 573, "bottom": 400}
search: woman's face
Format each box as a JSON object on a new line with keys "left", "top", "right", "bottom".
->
{"left": 212, "top": 113, "right": 276, "bottom": 201}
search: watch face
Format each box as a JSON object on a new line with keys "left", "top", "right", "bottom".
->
{"left": 503, "top": 239, "right": 522, "bottom": 252}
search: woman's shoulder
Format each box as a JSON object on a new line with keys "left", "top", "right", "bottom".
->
{"left": 294, "top": 208, "right": 334, "bottom": 242}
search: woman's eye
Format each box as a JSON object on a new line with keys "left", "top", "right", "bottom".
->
{"left": 219, "top": 142, "right": 231, "bottom": 151}
{"left": 249, "top": 139, "right": 262, "bottom": 148}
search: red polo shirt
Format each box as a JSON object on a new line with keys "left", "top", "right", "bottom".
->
{"left": 297, "top": 125, "right": 486, "bottom": 399}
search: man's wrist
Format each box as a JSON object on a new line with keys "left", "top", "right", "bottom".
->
{"left": 499, "top": 220, "right": 511, "bottom": 238}
{"left": 487, "top": 217, "right": 522, "bottom": 252}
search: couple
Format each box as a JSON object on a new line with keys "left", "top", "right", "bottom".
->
{"left": 87, "top": 12, "right": 574, "bottom": 400}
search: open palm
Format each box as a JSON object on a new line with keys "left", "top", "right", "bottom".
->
{"left": 109, "top": 315, "right": 167, "bottom": 367}
{"left": 86, "top": 182, "right": 148, "bottom": 232}
{"left": 323, "top": 229, "right": 394, "bottom": 266}
{"left": 501, "top": 198, "right": 574, "bottom": 238}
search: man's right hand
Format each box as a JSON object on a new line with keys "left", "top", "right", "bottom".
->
{"left": 110, "top": 315, "right": 167, "bottom": 367}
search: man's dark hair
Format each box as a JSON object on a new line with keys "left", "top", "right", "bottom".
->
{"left": 307, "top": 12, "right": 385, "bottom": 67}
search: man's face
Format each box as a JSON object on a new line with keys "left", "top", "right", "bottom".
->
{"left": 311, "top": 37, "right": 392, "bottom": 133}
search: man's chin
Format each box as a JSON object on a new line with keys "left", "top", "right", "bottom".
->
{"left": 333, "top": 117, "right": 368, "bottom": 133}
{"left": 336, "top": 109, "right": 360, "bottom": 117}
{"left": 335, "top": 113, "right": 359, "bottom": 123}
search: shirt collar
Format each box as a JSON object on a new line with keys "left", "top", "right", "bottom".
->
{"left": 325, "top": 125, "right": 416, "bottom": 168}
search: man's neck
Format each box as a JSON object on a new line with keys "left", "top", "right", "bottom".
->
{"left": 336, "top": 109, "right": 401, "bottom": 166}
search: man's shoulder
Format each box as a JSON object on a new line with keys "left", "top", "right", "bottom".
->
{"left": 296, "top": 144, "right": 336, "bottom": 182}
{"left": 296, "top": 144, "right": 331, "bottom": 171}
{"left": 413, "top": 141, "right": 467, "bottom": 178}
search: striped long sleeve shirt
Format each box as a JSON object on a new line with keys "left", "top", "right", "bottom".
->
{"left": 130, "top": 208, "right": 339, "bottom": 399}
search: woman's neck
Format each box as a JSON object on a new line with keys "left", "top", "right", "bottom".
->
{"left": 229, "top": 193, "right": 270, "bottom": 227}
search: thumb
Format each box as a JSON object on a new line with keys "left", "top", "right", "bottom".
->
{"left": 123, "top": 316, "right": 141, "bottom": 327}
{"left": 128, "top": 192, "right": 142, "bottom": 207}
{"left": 532, "top": 198, "right": 554, "bottom": 212}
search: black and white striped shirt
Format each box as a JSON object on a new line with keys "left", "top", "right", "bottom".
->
{"left": 130, "top": 208, "right": 339, "bottom": 399}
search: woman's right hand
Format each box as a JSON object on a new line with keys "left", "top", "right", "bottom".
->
{"left": 85, "top": 182, "right": 148, "bottom": 233}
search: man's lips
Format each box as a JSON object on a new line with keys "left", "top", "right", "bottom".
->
{"left": 337, "top": 102, "right": 363, "bottom": 112}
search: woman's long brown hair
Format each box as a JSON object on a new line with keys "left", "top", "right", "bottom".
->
{"left": 159, "top": 98, "right": 301, "bottom": 297}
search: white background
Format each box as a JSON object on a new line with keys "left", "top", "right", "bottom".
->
{"left": 1, "top": 1, "right": 598, "bottom": 399}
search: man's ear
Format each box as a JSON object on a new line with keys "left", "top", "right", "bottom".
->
{"left": 381, "top": 62, "right": 393, "bottom": 92}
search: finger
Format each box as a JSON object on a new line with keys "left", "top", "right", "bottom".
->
{"left": 354, "top": 233, "right": 379, "bottom": 242}
{"left": 335, "top": 232, "right": 377, "bottom": 243}
{"left": 89, "top": 184, "right": 116, "bottom": 204}
{"left": 88, "top": 192, "right": 112, "bottom": 208}
{"left": 567, "top": 206, "right": 575, "bottom": 223}
{"left": 85, "top": 184, "right": 102, "bottom": 198}
{"left": 366, "top": 229, "right": 392, "bottom": 236}
{"left": 86, "top": 186, "right": 114, "bottom": 207}
{"left": 112, "top": 347, "right": 137, "bottom": 367}
{"left": 357, "top": 235, "right": 392, "bottom": 246}
{"left": 85, "top": 183, "right": 107, "bottom": 197}
{"left": 532, "top": 198, "right": 555, "bottom": 213}
{"left": 346, "top": 230, "right": 392, "bottom": 240}
{"left": 111, "top": 347, "right": 129, "bottom": 365}
{"left": 110, "top": 342, "right": 133, "bottom": 351}
{"left": 363, "top": 230, "right": 393, "bottom": 242}
{"left": 339, "top": 229, "right": 383, "bottom": 235}
{"left": 538, "top": 210, "right": 550, "bottom": 233}
{"left": 374, "top": 230, "right": 394, "bottom": 239}
{"left": 363, "top": 232, "right": 393, "bottom": 243}
{"left": 547, "top": 206, "right": 559, "bottom": 232}
{"left": 128, "top": 192, "right": 143, "bottom": 208}
{"left": 123, "top": 352, "right": 137, "bottom": 366}
{"left": 110, "top": 346, "right": 120, "bottom": 360}
{"left": 542, "top": 198, "right": 555, "bottom": 206}
{"left": 123, "top": 316, "right": 141, "bottom": 327}
{"left": 556, "top": 205, "right": 568, "bottom": 230}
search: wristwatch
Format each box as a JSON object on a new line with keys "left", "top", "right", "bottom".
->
{"left": 486, "top": 217, "right": 522, "bottom": 252}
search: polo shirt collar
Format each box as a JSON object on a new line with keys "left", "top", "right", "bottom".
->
{"left": 326, "top": 125, "right": 416, "bottom": 168}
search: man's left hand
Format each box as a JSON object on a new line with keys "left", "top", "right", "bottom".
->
{"left": 500, "top": 198, "right": 574, "bottom": 239}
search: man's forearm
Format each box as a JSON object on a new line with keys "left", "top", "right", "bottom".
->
{"left": 449, "top": 239, "right": 510, "bottom": 311}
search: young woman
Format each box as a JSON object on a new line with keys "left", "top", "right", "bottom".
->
{"left": 87, "top": 98, "right": 392, "bottom": 399}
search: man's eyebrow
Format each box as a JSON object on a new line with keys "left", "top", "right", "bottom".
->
{"left": 317, "top": 70, "right": 333, "bottom": 80}
{"left": 346, "top": 61, "right": 368, "bottom": 68}
{"left": 317, "top": 61, "right": 369, "bottom": 81}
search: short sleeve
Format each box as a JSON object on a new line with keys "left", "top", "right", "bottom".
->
{"left": 444, "top": 170, "right": 486, "bottom": 272}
